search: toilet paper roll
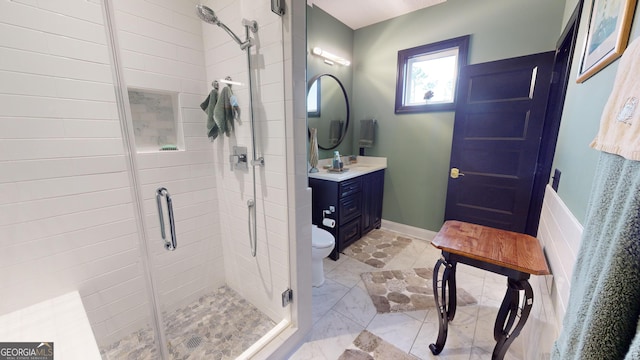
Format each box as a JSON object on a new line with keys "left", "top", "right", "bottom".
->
{"left": 322, "top": 218, "right": 336, "bottom": 228}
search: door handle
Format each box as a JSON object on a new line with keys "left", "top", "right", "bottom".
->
{"left": 450, "top": 168, "right": 465, "bottom": 179}
{"left": 156, "top": 187, "right": 177, "bottom": 251}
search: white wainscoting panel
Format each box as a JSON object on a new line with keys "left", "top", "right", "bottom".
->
{"left": 537, "top": 184, "right": 583, "bottom": 330}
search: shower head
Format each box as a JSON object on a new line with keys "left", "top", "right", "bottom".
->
{"left": 196, "top": 4, "right": 255, "bottom": 49}
{"left": 196, "top": 4, "right": 219, "bottom": 25}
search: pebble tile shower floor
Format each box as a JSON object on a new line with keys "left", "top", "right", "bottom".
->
{"left": 100, "top": 286, "right": 275, "bottom": 360}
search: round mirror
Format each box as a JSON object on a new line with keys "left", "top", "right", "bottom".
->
{"left": 307, "top": 74, "right": 350, "bottom": 150}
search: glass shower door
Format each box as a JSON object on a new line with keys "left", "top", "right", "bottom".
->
{"left": 106, "top": 0, "right": 293, "bottom": 358}
{"left": 126, "top": 83, "right": 284, "bottom": 359}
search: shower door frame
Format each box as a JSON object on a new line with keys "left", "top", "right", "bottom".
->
{"left": 101, "top": 0, "right": 170, "bottom": 358}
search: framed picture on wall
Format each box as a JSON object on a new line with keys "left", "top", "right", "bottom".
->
{"left": 577, "top": 0, "right": 637, "bottom": 83}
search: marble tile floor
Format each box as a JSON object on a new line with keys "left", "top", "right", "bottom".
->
{"left": 100, "top": 286, "right": 275, "bottom": 360}
{"left": 290, "top": 228, "right": 557, "bottom": 360}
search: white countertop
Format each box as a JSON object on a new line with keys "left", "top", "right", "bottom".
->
{"left": 0, "top": 291, "right": 102, "bottom": 359}
{"left": 309, "top": 156, "right": 387, "bottom": 182}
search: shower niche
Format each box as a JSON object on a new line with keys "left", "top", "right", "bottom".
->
{"left": 128, "top": 88, "right": 184, "bottom": 152}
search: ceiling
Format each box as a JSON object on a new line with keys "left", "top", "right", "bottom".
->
{"left": 307, "top": 0, "right": 446, "bottom": 30}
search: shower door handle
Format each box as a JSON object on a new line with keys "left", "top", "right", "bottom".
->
{"left": 156, "top": 187, "right": 177, "bottom": 251}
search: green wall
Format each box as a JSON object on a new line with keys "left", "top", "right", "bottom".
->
{"left": 307, "top": 6, "right": 354, "bottom": 160}
{"left": 350, "top": 0, "right": 566, "bottom": 231}
{"left": 552, "top": 0, "right": 640, "bottom": 223}
{"left": 308, "top": 0, "right": 640, "bottom": 231}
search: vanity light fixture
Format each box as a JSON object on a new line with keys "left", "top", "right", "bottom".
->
{"left": 312, "top": 47, "right": 350, "bottom": 66}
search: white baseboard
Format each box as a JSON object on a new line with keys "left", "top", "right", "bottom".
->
{"left": 381, "top": 219, "right": 438, "bottom": 240}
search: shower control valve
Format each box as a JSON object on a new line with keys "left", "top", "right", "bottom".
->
{"left": 230, "top": 146, "right": 248, "bottom": 171}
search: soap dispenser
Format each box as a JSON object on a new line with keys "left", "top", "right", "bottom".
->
{"left": 333, "top": 151, "right": 342, "bottom": 170}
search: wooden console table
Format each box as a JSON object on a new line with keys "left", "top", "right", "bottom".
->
{"left": 429, "top": 220, "right": 550, "bottom": 360}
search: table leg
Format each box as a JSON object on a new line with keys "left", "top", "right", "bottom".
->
{"left": 492, "top": 278, "right": 533, "bottom": 360}
{"left": 429, "top": 256, "right": 457, "bottom": 355}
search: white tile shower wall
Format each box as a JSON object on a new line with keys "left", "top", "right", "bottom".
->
{"left": 537, "top": 184, "right": 582, "bottom": 329}
{"left": 0, "top": 0, "right": 153, "bottom": 348}
{"left": 111, "top": 0, "right": 225, "bottom": 317}
{"left": 202, "top": 0, "right": 291, "bottom": 323}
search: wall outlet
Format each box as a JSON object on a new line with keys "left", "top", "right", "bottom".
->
{"left": 551, "top": 169, "right": 561, "bottom": 191}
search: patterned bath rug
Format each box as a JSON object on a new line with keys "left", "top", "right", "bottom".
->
{"left": 360, "top": 268, "right": 477, "bottom": 313}
{"left": 338, "top": 330, "right": 419, "bottom": 360}
{"left": 343, "top": 229, "right": 413, "bottom": 268}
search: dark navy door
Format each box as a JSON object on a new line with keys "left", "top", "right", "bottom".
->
{"left": 445, "top": 52, "right": 554, "bottom": 234}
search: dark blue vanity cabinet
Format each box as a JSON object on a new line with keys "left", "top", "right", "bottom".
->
{"left": 310, "top": 169, "right": 384, "bottom": 260}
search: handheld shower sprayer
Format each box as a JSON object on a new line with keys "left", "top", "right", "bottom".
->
{"left": 195, "top": 4, "right": 262, "bottom": 258}
{"left": 196, "top": 4, "right": 258, "bottom": 50}
{"left": 195, "top": 4, "right": 218, "bottom": 24}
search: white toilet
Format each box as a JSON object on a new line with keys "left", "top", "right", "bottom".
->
{"left": 311, "top": 225, "right": 335, "bottom": 287}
